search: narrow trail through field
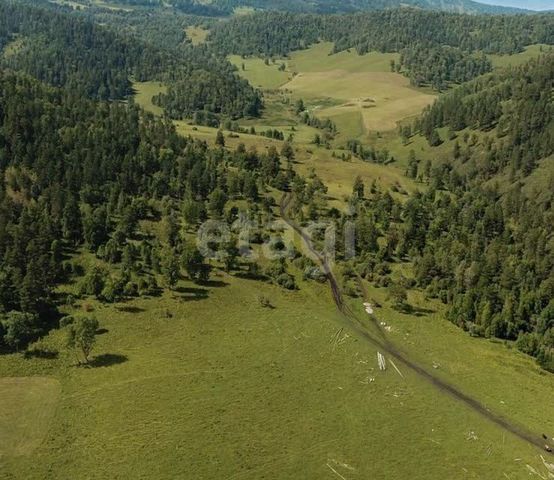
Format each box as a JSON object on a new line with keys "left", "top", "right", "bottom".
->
{"left": 279, "top": 192, "right": 552, "bottom": 455}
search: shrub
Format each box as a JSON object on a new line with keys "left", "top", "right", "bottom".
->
{"left": 276, "top": 273, "right": 297, "bottom": 290}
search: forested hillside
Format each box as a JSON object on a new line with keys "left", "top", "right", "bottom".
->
{"left": 0, "top": 1, "right": 162, "bottom": 98}
{"left": 94, "top": 0, "right": 529, "bottom": 15}
{"left": 0, "top": 67, "right": 277, "bottom": 350}
{"left": 400, "top": 55, "right": 554, "bottom": 370}
{"left": 209, "top": 10, "right": 554, "bottom": 88}
{"left": 418, "top": 55, "right": 554, "bottom": 179}
{"left": 0, "top": 1, "right": 260, "bottom": 116}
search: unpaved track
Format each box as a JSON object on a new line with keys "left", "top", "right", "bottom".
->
{"left": 279, "top": 192, "right": 552, "bottom": 454}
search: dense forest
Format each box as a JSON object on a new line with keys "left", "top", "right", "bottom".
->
{"left": 417, "top": 55, "right": 554, "bottom": 179}
{"left": 208, "top": 10, "right": 554, "bottom": 87}
{"left": 0, "top": 1, "right": 163, "bottom": 98}
{"left": 0, "top": 1, "right": 260, "bottom": 117}
{"left": 403, "top": 56, "right": 554, "bottom": 370}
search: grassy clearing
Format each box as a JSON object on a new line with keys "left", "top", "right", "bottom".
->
{"left": 229, "top": 55, "right": 291, "bottom": 89}
{"left": 283, "top": 70, "right": 435, "bottom": 134}
{"left": 132, "top": 81, "right": 166, "bottom": 116}
{"left": 0, "top": 377, "right": 61, "bottom": 457}
{"left": 174, "top": 120, "right": 283, "bottom": 151}
{"left": 295, "top": 147, "right": 416, "bottom": 205}
{"left": 230, "top": 42, "right": 434, "bottom": 142}
{"left": 488, "top": 44, "right": 552, "bottom": 69}
{"left": 185, "top": 26, "right": 209, "bottom": 46}
{"left": 233, "top": 6, "right": 256, "bottom": 15}
{"left": 1, "top": 37, "right": 25, "bottom": 59}
{"left": 1, "top": 269, "right": 553, "bottom": 478}
{"left": 279, "top": 43, "right": 436, "bottom": 136}
{"left": 288, "top": 42, "right": 400, "bottom": 74}
{"left": 49, "top": 0, "right": 87, "bottom": 9}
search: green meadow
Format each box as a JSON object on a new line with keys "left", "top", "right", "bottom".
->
{"left": 229, "top": 55, "right": 291, "bottom": 89}
{"left": 231, "top": 42, "right": 436, "bottom": 144}
{"left": 488, "top": 44, "right": 553, "bottom": 69}
{"left": 2, "top": 261, "right": 553, "bottom": 479}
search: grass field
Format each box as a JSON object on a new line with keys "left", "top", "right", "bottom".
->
{"left": 283, "top": 70, "right": 435, "bottom": 135}
{"left": 0, "top": 377, "right": 60, "bottom": 457}
{"left": 287, "top": 42, "right": 400, "bottom": 74}
{"left": 282, "top": 43, "right": 435, "bottom": 139}
{"left": 488, "top": 44, "right": 552, "bottom": 69}
{"left": 185, "top": 26, "right": 209, "bottom": 46}
{"left": 295, "top": 148, "right": 416, "bottom": 205}
{"left": 229, "top": 56, "right": 291, "bottom": 89}
{"left": 1, "top": 264, "right": 553, "bottom": 478}
{"left": 233, "top": 5, "right": 256, "bottom": 15}
{"left": 228, "top": 42, "right": 435, "bottom": 145}
{"left": 133, "top": 81, "right": 166, "bottom": 116}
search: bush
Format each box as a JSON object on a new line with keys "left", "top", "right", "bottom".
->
{"left": 59, "top": 315, "right": 75, "bottom": 328}
{"left": 276, "top": 273, "right": 297, "bottom": 290}
{"left": 123, "top": 282, "right": 139, "bottom": 297}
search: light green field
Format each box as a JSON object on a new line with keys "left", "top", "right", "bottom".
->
{"left": 49, "top": 0, "right": 87, "bottom": 9}
{"left": 185, "top": 25, "right": 209, "bottom": 46}
{"left": 296, "top": 148, "right": 416, "bottom": 204}
{"left": 133, "top": 81, "right": 166, "bottom": 116}
{"left": 276, "top": 42, "right": 436, "bottom": 137}
{"left": 288, "top": 42, "right": 400, "bottom": 74}
{"left": 91, "top": 0, "right": 133, "bottom": 11}
{"left": 233, "top": 5, "right": 256, "bottom": 15}
{"left": 229, "top": 55, "right": 291, "bottom": 89}
{"left": 283, "top": 70, "right": 435, "bottom": 133}
{"left": 1, "top": 265, "right": 553, "bottom": 478}
{"left": 1, "top": 37, "right": 25, "bottom": 59}
{"left": 174, "top": 120, "right": 285, "bottom": 151}
{"left": 488, "top": 44, "right": 552, "bottom": 69}
{"left": 229, "top": 42, "right": 435, "bottom": 145}
{"left": 0, "top": 377, "right": 60, "bottom": 457}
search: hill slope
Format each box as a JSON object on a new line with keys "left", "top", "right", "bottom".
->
{"left": 97, "top": 0, "right": 530, "bottom": 15}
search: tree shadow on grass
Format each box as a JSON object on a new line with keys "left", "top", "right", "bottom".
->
{"left": 116, "top": 305, "right": 146, "bottom": 314}
{"left": 200, "top": 279, "right": 228, "bottom": 288}
{"left": 175, "top": 286, "right": 209, "bottom": 302}
{"left": 89, "top": 353, "right": 128, "bottom": 368}
{"left": 23, "top": 349, "right": 59, "bottom": 360}
{"left": 234, "top": 271, "right": 268, "bottom": 281}
{"left": 392, "top": 304, "right": 436, "bottom": 317}
{"left": 411, "top": 305, "right": 436, "bottom": 317}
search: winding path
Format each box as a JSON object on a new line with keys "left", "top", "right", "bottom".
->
{"left": 279, "top": 192, "right": 552, "bottom": 454}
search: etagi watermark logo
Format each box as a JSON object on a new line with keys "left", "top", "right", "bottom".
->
{"left": 195, "top": 215, "right": 357, "bottom": 266}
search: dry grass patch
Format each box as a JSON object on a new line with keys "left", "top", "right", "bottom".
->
{"left": 185, "top": 26, "right": 209, "bottom": 46}
{"left": 282, "top": 70, "right": 435, "bottom": 133}
{"left": 0, "top": 377, "right": 61, "bottom": 457}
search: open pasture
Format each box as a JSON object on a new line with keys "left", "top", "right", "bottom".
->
{"left": 287, "top": 42, "right": 400, "bottom": 74}
{"left": 488, "top": 44, "right": 552, "bottom": 69}
{"left": 1, "top": 270, "right": 553, "bottom": 479}
{"left": 282, "top": 69, "right": 435, "bottom": 135}
{"left": 133, "top": 81, "right": 166, "bottom": 116}
{"left": 229, "top": 55, "right": 291, "bottom": 89}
